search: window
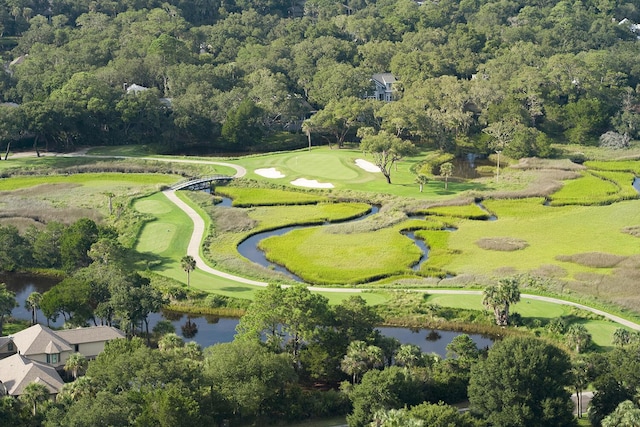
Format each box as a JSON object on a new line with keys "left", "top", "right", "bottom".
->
{"left": 7, "top": 342, "right": 13, "bottom": 352}
{"left": 46, "top": 353, "right": 59, "bottom": 364}
{"left": 74, "top": 344, "right": 79, "bottom": 352}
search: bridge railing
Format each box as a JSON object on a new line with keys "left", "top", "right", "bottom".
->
{"left": 171, "top": 175, "right": 233, "bottom": 190}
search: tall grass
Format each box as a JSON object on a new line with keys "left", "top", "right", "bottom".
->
{"left": 259, "top": 225, "right": 422, "bottom": 285}
{"left": 215, "top": 185, "right": 329, "bottom": 207}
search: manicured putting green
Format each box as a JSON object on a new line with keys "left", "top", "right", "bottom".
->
{"left": 283, "top": 152, "right": 360, "bottom": 180}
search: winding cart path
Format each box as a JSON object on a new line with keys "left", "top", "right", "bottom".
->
{"left": 160, "top": 160, "right": 640, "bottom": 331}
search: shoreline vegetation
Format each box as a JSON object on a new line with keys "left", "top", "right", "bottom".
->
{"left": 2, "top": 145, "right": 640, "bottom": 352}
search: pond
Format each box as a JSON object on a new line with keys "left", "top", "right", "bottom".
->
{"left": 5, "top": 274, "right": 493, "bottom": 357}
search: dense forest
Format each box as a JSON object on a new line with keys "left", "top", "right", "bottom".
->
{"left": 0, "top": 0, "right": 639, "bottom": 156}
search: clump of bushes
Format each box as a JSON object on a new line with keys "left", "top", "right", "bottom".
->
{"left": 599, "top": 131, "right": 630, "bottom": 150}
{"left": 476, "top": 237, "right": 529, "bottom": 251}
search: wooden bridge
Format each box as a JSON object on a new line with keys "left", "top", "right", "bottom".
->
{"left": 171, "top": 175, "right": 233, "bottom": 191}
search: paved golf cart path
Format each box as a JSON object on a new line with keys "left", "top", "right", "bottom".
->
{"left": 32, "top": 149, "right": 638, "bottom": 330}
{"left": 158, "top": 160, "right": 640, "bottom": 331}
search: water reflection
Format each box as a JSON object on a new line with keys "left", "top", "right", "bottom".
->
{"left": 6, "top": 275, "right": 493, "bottom": 356}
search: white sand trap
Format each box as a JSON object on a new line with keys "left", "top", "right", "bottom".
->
{"left": 255, "top": 167, "right": 285, "bottom": 178}
{"left": 290, "top": 178, "right": 334, "bottom": 189}
{"left": 355, "top": 159, "right": 381, "bottom": 173}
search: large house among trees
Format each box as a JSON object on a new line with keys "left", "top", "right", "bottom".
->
{"left": 369, "top": 73, "right": 399, "bottom": 102}
{"left": 0, "top": 325, "right": 125, "bottom": 396}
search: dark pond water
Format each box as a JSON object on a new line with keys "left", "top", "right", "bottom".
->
{"left": 6, "top": 275, "right": 492, "bottom": 356}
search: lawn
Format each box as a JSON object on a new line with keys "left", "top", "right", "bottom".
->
{"left": 233, "top": 146, "right": 488, "bottom": 198}
{"left": 134, "top": 191, "right": 389, "bottom": 305}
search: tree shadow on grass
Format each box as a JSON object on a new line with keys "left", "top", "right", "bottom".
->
{"left": 219, "top": 286, "right": 255, "bottom": 292}
{"left": 129, "top": 250, "right": 176, "bottom": 273}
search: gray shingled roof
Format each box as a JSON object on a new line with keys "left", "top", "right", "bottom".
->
{"left": 11, "top": 324, "right": 72, "bottom": 356}
{"left": 56, "top": 326, "right": 126, "bottom": 344}
{"left": 0, "top": 353, "right": 64, "bottom": 395}
{"left": 372, "top": 73, "right": 397, "bottom": 85}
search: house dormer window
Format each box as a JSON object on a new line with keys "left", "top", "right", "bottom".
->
{"left": 46, "top": 353, "right": 59, "bottom": 364}
{"left": 7, "top": 342, "right": 13, "bottom": 352}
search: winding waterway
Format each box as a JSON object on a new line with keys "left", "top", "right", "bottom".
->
{"left": 232, "top": 200, "right": 432, "bottom": 282}
{"left": 5, "top": 274, "right": 493, "bottom": 356}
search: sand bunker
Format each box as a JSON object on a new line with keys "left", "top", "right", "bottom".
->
{"left": 355, "top": 159, "right": 381, "bottom": 173}
{"left": 255, "top": 168, "right": 285, "bottom": 178}
{"left": 290, "top": 178, "right": 334, "bottom": 189}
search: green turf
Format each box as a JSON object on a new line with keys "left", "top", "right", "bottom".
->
{"left": 133, "top": 191, "right": 390, "bottom": 305}
{"left": 444, "top": 198, "right": 640, "bottom": 278}
{"left": 234, "top": 147, "right": 489, "bottom": 198}
{"left": 259, "top": 225, "right": 422, "bottom": 284}
{"left": 0, "top": 173, "right": 175, "bottom": 191}
{"left": 215, "top": 186, "right": 329, "bottom": 206}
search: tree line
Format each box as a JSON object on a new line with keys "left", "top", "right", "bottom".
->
{"left": 7, "top": 281, "right": 640, "bottom": 426}
{"left": 0, "top": 0, "right": 638, "bottom": 155}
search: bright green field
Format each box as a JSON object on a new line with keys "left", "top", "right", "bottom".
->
{"left": 233, "top": 147, "right": 486, "bottom": 198}
{"left": 426, "top": 294, "right": 620, "bottom": 348}
{"left": 134, "top": 191, "right": 388, "bottom": 305}
{"left": 0, "top": 172, "right": 175, "bottom": 191}
{"left": 445, "top": 198, "right": 640, "bottom": 278}
{"left": 259, "top": 225, "right": 422, "bottom": 285}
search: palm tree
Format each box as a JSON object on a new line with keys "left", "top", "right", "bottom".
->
{"left": 415, "top": 174, "right": 429, "bottom": 192}
{"left": 612, "top": 328, "right": 631, "bottom": 347}
{"left": 482, "top": 277, "right": 521, "bottom": 326}
{"left": 394, "top": 344, "right": 422, "bottom": 368}
{"left": 341, "top": 340, "right": 384, "bottom": 383}
{"left": 64, "top": 353, "right": 88, "bottom": 380}
{"left": 158, "top": 333, "right": 184, "bottom": 351}
{"left": 24, "top": 292, "right": 42, "bottom": 325}
{"left": 104, "top": 192, "right": 115, "bottom": 215}
{"left": 566, "top": 324, "right": 591, "bottom": 353}
{"left": 19, "top": 382, "right": 50, "bottom": 416}
{"left": 181, "top": 255, "right": 196, "bottom": 287}
{"left": 440, "top": 162, "right": 453, "bottom": 190}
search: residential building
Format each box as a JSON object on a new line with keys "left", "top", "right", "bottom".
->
{"left": 8, "top": 324, "right": 125, "bottom": 369}
{"left": 370, "top": 73, "right": 399, "bottom": 102}
{"left": 0, "top": 353, "right": 64, "bottom": 396}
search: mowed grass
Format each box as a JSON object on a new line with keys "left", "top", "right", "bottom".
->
{"left": 425, "top": 293, "right": 619, "bottom": 347}
{"left": 0, "top": 173, "right": 175, "bottom": 191}
{"left": 233, "top": 146, "right": 488, "bottom": 198}
{"left": 134, "top": 191, "right": 389, "bottom": 305}
{"left": 443, "top": 198, "right": 640, "bottom": 278}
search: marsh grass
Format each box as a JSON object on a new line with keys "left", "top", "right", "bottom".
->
{"left": 419, "top": 203, "right": 490, "bottom": 219}
{"left": 622, "top": 225, "right": 640, "bottom": 237}
{"left": 476, "top": 237, "right": 529, "bottom": 251}
{"left": 548, "top": 171, "right": 619, "bottom": 205}
{"left": 215, "top": 185, "right": 328, "bottom": 207}
{"left": 258, "top": 225, "right": 422, "bottom": 285}
{"left": 556, "top": 252, "right": 627, "bottom": 268}
{"left": 511, "top": 157, "right": 586, "bottom": 171}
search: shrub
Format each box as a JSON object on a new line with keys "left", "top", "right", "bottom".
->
{"left": 599, "top": 131, "right": 630, "bottom": 149}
